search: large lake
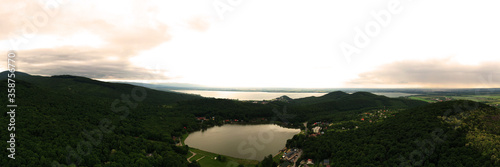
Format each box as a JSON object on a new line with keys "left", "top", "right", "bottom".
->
{"left": 184, "top": 124, "right": 300, "bottom": 161}
{"left": 173, "top": 90, "right": 325, "bottom": 101}
{"left": 173, "top": 90, "right": 416, "bottom": 100}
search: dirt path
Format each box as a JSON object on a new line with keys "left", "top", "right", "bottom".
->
{"left": 187, "top": 150, "right": 196, "bottom": 163}
{"left": 196, "top": 156, "right": 205, "bottom": 162}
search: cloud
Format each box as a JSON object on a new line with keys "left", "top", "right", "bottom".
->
{"left": 17, "top": 46, "right": 169, "bottom": 80}
{"left": 1, "top": 0, "right": 172, "bottom": 80}
{"left": 345, "top": 58, "right": 500, "bottom": 88}
{"left": 187, "top": 16, "right": 210, "bottom": 32}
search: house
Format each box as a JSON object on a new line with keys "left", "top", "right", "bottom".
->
{"left": 312, "top": 126, "right": 322, "bottom": 133}
{"left": 323, "top": 159, "right": 330, "bottom": 166}
{"left": 285, "top": 151, "right": 296, "bottom": 160}
{"left": 307, "top": 159, "right": 314, "bottom": 165}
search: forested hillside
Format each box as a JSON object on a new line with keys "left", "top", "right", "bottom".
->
{"left": 286, "top": 100, "right": 500, "bottom": 166}
{"left": 0, "top": 72, "right": 295, "bottom": 166}
{"left": 0, "top": 72, "right": 206, "bottom": 166}
{"left": 0, "top": 72, "right": 276, "bottom": 166}
{"left": 3, "top": 72, "right": 496, "bottom": 166}
{"left": 280, "top": 91, "right": 428, "bottom": 123}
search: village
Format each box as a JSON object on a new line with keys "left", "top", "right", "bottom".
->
{"left": 272, "top": 109, "right": 399, "bottom": 166}
{"left": 302, "top": 108, "right": 399, "bottom": 138}
{"left": 277, "top": 147, "right": 332, "bottom": 167}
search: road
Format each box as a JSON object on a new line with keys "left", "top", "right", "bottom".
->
{"left": 292, "top": 150, "right": 302, "bottom": 167}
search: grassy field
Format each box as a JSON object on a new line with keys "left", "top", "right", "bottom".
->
{"left": 181, "top": 133, "right": 259, "bottom": 167}
{"left": 408, "top": 96, "right": 434, "bottom": 103}
{"left": 273, "top": 152, "right": 283, "bottom": 162}
{"left": 181, "top": 133, "right": 188, "bottom": 145}
{"left": 408, "top": 94, "right": 500, "bottom": 107}
{"left": 187, "top": 148, "right": 259, "bottom": 167}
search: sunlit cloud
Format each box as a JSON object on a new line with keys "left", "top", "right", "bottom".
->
{"left": 1, "top": 0, "right": 172, "bottom": 80}
{"left": 188, "top": 16, "right": 211, "bottom": 32}
{"left": 346, "top": 58, "right": 500, "bottom": 88}
{"left": 1, "top": 0, "right": 500, "bottom": 88}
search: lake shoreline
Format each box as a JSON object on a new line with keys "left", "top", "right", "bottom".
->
{"left": 184, "top": 124, "right": 300, "bottom": 162}
{"left": 173, "top": 89, "right": 419, "bottom": 100}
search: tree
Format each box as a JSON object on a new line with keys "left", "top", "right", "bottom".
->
{"left": 188, "top": 161, "right": 201, "bottom": 167}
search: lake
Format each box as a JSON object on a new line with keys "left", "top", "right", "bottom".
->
{"left": 184, "top": 124, "right": 300, "bottom": 161}
{"left": 173, "top": 90, "right": 326, "bottom": 100}
{"left": 173, "top": 90, "right": 417, "bottom": 100}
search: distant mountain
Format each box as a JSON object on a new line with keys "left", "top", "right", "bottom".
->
{"left": 292, "top": 91, "right": 426, "bottom": 113}
{"left": 274, "top": 95, "right": 294, "bottom": 102}
{"left": 114, "top": 82, "right": 207, "bottom": 91}
{"left": 293, "top": 91, "right": 350, "bottom": 104}
{"left": 0, "top": 71, "right": 203, "bottom": 104}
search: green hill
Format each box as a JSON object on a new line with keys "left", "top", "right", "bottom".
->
{"left": 3, "top": 72, "right": 496, "bottom": 166}
{"left": 0, "top": 72, "right": 209, "bottom": 166}
{"left": 285, "top": 91, "right": 428, "bottom": 123}
{"left": 0, "top": 72, "right": 276, "bottom": 166}
{"left": 286, "top": 100, "right": 500, "bottom": 166}
{"left": 0, "top": 71, "right": 203, "bottom": 104}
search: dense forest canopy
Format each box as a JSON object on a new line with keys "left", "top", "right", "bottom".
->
{"left": 1, "top": 72, "right": 498, "bottom": 166}
{"left": 286, "top": 100, "right": 500, "bottom": 166}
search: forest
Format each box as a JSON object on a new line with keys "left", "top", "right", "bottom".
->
{"left": 1, "top": 72, "right": 499, "bottom": 166}
{"left": 286, "top": 100, "right": 500, "bottom": 166}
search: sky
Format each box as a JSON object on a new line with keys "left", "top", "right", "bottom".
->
{"left": 1, "top": 0, "right": 500, "bottom": 88}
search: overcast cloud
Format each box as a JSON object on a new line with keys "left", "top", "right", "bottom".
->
{"left": 1, "top": 0, "right": 500, "bottom": 88}
{"left": 1, "top": 0, "right": 170, "bottom": 80}
{"left": 346, "top": 59, "right": 500, "bottom": 88}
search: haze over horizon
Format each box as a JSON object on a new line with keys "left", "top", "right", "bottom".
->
{"left": 2, "top": 0, "right": 499, "bottom": 88}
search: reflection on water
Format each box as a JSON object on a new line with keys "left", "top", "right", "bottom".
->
{"left": 174, "top": 90, "right": 417, "bottom": 100}
{"left": 173, "top": 90, "right": 325, "bottom": 100}
{"left": 184, "top": 124, "right": 300, "bottom": 161}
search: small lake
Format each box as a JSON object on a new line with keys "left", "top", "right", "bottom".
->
{"left": 184, "top": 124, "right": 300, "bottom": 161}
